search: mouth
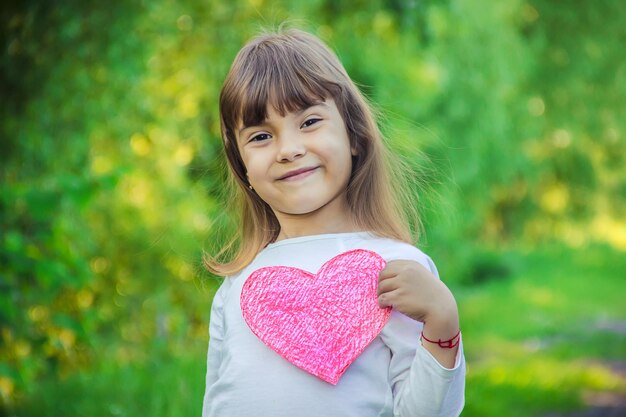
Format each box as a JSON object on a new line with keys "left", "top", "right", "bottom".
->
{"left": 277, "top": 166, "right": 319, "bottom": 181}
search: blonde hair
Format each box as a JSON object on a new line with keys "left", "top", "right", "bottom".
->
{"left": 204, "top": 28, "right": 421, "bottom": 276}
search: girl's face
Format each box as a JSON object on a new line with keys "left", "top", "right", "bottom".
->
{"left": 237, "top": 98, "right": 356, "bottom": 226}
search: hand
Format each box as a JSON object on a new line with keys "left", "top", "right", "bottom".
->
{"left": 378, "top": 259, "right": 461, "bottom": 368}
{"left": 377, "top": 260, "right": 458, "bottom": 327}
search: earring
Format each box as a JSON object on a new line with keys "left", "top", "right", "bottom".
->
{"left": 248, "top": 184, "right": 253, "bottom": 190}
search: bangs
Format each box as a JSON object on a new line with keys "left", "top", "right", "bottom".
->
{"left": 221, "top": 37, "right": 342, "bottom": 140}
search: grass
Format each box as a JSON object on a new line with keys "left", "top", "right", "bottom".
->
{"left": 457, "top": 244, "right": 626, "bottom": 417}
{"left": 10, "top": 346, "right": 208, "bottom": 417}
{"left": 8, "top": 244, "right": 626, "bottom": 417}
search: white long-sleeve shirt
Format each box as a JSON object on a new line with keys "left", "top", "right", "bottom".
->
{"left": 202, "top": 232, "right": 465, "bottom": 417}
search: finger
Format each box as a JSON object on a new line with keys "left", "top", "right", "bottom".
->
{"left": 377, "top": 277, "right": 400, "bottom": 296}
{"left": 378, "top": 262, "right": 403, "bottom": 281}
{"left": 377, "top": 288, "right": 402, "bottom": 308}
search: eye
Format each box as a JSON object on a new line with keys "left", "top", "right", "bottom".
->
{"left": 301, "top": 117, "right": 321, "bottom": 128}
{"left": 249, "top": 133, "right": 272, "bottom": 143}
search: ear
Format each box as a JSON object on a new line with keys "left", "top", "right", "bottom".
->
{"left": 350, "top": 146, "right": 358, "bottom": 156}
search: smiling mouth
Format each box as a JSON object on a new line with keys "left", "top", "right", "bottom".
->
{"left": 278, "top": 166, "right": 319, "bottom": 181}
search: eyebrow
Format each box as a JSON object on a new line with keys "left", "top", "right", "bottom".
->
{"left": 237, "top": 101, "right": 329, "bottom": 137}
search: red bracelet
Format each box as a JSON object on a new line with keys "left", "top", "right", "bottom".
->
{"left": 420, "top": 329, "right": 461, "bottom": 349}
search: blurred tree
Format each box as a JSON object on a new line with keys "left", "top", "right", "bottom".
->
{"left": 1, "top": 0, "right": 625, "bottom": 411}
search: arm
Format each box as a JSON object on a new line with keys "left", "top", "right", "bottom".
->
{"left": 202, "top": 278, "right": 232, "bottom": 417}
{"left": 378, "top": 257, "right": 465, "bottom": 417}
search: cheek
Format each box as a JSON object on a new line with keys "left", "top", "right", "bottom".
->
{"left": 242, "top": 154, "right": 269, "bottom": 185}
{"left": 326, "top": 138, "right": 353, "bottom": 169}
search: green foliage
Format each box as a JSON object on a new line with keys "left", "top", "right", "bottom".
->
{"left": 1, "top": 0, "right": 625, "bottom": 414}
{"left": 14, "top": 346, "right": 207, "bottom": 417}
{"left": 459, "top": 245, "right": 626, "bottom": 416}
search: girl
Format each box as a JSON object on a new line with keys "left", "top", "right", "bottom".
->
{"left": 202, "top": 28, "right": 465, "bottom": 417}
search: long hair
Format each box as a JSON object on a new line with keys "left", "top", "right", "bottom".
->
{"left": 204, "top": 28, "right": 421, "bottom": 276}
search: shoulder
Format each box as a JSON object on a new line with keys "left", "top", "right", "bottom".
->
{"left": 211, "top": 270, "right": 241, "bottom": 301}
{"left": 359, "top": 235, "right": 439, "bottom": 277}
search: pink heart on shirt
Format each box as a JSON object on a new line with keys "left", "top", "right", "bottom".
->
{"left": 240, "top": 249, "right": 390, "bottom": 385}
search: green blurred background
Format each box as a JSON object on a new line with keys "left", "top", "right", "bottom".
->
{"left": 1, "top": 0, "right": 625, "bottom": 416}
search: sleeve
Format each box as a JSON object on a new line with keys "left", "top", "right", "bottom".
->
{"left": 380, "top": 254, "right": 466, "bottom": 417}
{"left": 202, "top": 277, "right": 233, "bottom": 416}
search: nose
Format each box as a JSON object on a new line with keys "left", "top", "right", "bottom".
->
{"left": 276, "top": 133, "right": 306, "bottom": 162}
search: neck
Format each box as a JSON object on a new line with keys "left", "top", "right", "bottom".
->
{"left": 275, "top": 218, "right": 360, "bottom": 241}
{"left": 273, "top": 199, "right": 360, "bottom": 242}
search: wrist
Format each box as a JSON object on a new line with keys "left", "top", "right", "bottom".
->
{"left": 421, "top": 312, "right": 461, "bottom": 352}
{"left": 423, "top": 294, "right": 458, "bottom": 327}
{"left": 422, "top": 305, "right": 460, "bottom": 340}
{"left": 421, "top": 328, "right": 461, "bottom": 349}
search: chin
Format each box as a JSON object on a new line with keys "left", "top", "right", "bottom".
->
{"left": 276, "top": 202, "right": 326, "bottom": 216}
{"left": 283, "top": 207, "right": 323, "bottom": 216}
